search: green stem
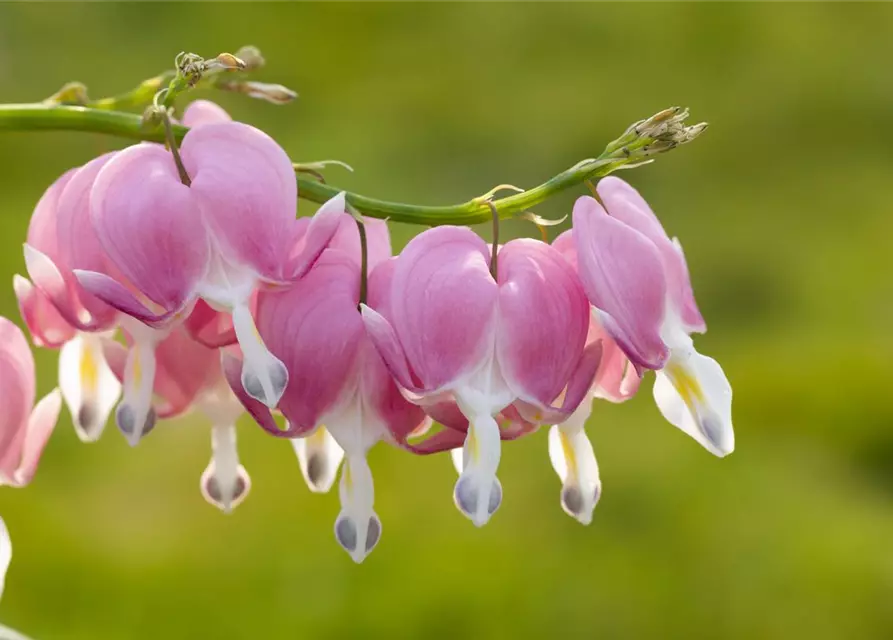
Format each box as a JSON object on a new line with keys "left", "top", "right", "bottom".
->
{"left": 0, "top": 103, "right": 691, "bottom": 226}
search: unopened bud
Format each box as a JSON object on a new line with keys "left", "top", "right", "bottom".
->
{"left": 219, "top": 80, "right": 297, "bottom": 105}
{"left": 44, "top": 82, "right": 89, "bottom": 106}
{"left": 234, "top": 45, "right": 265, "bottom": 70}
{"left": 607, "top": 107, "right": 707, "bottom": 161}
{"left": 205, "top": 52, "right": 246, "bottom": 73}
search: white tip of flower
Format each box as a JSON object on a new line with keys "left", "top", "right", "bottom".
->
{"left": 335, "top": 455, "right": 380, "bottom": 563}
{"left": 449, "top": 447, "right": 464, "bottom": 475}
{"left": 548, "top": 425, "right": 601, "bottom": 525}
{"left": 59, "top": 334, "right": 121, "bottom": 443}
{"left": 232, "top": 304, "right": 288, "bottom": 409}
{"left": 653, "top": 346, "right": 734, "bottom": 458}
{"left": 452, "top": 414, "right": 502, "bottom": 527}
{"left": 0, "top": 517, "right": 9, "bottom": 601}
{"left": 292, "top": 426, "right": 343, "bottom": 494}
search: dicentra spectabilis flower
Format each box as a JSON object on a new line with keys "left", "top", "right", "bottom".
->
{"left": 361, "top": 227, "right": 600, "bottom": 526}
{"left": 0, "top": 317, "right": 61, "bottom": 488}
{"left": 16, "top": 163, "right": 122, "bottom": 443}
{"left": 74, "top": 119, "right": 341, "bottom": 415}
{"left": 19, "top": 94, "right": 231, "bottom": 443}
{"left": 529, "top": 230, "right": 643, "bottom": 524}
{"left": 572, "top": 176, "right": 734, "bottom": 457}
{"left": 287, "top": 213, "right": 394, "bottom": 496}
{"left": 103, "top": 326, "right": 251, "bottom": 512}
{"left": 225, "top": 215, "right": 427, "bottom": 561}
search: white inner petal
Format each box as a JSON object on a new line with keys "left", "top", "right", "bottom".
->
{"left": 59, "top": 332, "right": 121, "bottom": 443}
{"left": 655, "top": 315, "right": 734, "bottom": 457}
{"left": 292, "top": 425, "right": 344, "bottom": 494}
{"left": 116, "top": 320, "right": 162, "bottom": 447}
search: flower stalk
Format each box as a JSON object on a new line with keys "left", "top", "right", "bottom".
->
{"left": 0, "top": 102, "right": 704, "bottom": 226}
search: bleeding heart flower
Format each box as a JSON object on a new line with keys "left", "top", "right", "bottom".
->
{"left": 572, "top": 177, "right": 733, "bottom": 458}
{"left": 102, "top": 327, "right": 250, "bottom": 512}
{"left": 225, "top": 231, "right": 427, "bottom": 562}
{"left": 74, "top": 120, "right": 341, "bottom": 416}
{"left": 17, "top": 162, "right": 123, "bottom": 443}
{"left": 361, "top": 227, "right": 599, "bottom": 526}
{"left": 0, "top": 317, "right": 61, "bottom": 488}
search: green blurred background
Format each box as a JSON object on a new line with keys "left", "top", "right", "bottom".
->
{"left": 1, "top": 3, "right": 892, "bottom": 639}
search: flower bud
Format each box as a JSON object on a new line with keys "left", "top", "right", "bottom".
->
{"left": 218, "top": 80, "right": 297, "bottom": 105}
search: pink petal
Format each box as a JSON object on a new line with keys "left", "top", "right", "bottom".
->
{"left": 551, "top": 229, "right": 577, "bottom": 269}
{"left": 597, "top": 177, "right": 705, "bottom": 333}
{"left": 355, "top": 339, "right": 427, "bottom": 444}
{"left": 359, "top": 305, "right": 424, "bottom": 394}
{"left": 221, "top": 350, "right": 302, "bottom": 437}
{"left": 255, "top": 250, "right": 365, "bottom": 430}
{"left": 180, "top": 122, "right": 296, "bottom": 281}
{"left": 152, "top": 327, "right": 221, "bottom": 418}
{"left": 73, "top": 270, "right": 184, "bottom": 328}
{"left": 12, "top": 389, "right": 61, "bottom": 487}
{"left": 26, "top": 168, "right": 77, "bottom": 262}
{"left": 285, "top": 193, "right": 346, "bottom": 280}
{"left": 389, "top": 226, "right": 497, "bottom": 390}
{"left": 495, "top": 239, "right": 590, "bottom": 406}
{"left": 589, "top": 320, "right": 642, "bottom": 403}
{"left": 13, "top": 275, "right": 76, "bottom": 349}
{"left": 184, "top": 299, "right": 237, "bottom": 348}
{"left": 572, "top": 195, "right": 669, "bottom": 370}
{"left": 23, "top": 244, "right": 96, "bottom": 332}
{"left": 328, "top": 213, "right": 393, "bottom": 271}
{"left": 0, "top": 318, "right": 36, "bottom": 481}
{"left": 182, "top": 100, "right": 232, "bottom": 127}
{"left": 91, "top": 143, "right": 208, "bottom": 314}
{"left": 510, "top": 339, "right": 602, "bottom": 425}
{"left": 55, "top": 152, "right": 122, "bottom": 328}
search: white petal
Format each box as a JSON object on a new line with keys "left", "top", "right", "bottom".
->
{"left": 116, "top": 322, "right": 160, "bottom": 447}
{"left": 59, "top": 333, "right": 121, "bottom": 442}
{"left": 334, "top": 454, "right": 381, "bottom": 564}
{"left": 450, "top": 447, "right": 464, "bottom": 475}
{"left": 232, "top": 303, "right": 288, "bottom": 408}
{"left": 548, "top": 424, "right": 600, "bottom": 525}
{"left": 200, "top": 424, "right": 250, "bottom": 513}
{"left": 452, "top": 412, "right": 502, "bottom": 527}
{"left": 0, "top": 517, "right": 10, "bottom": 601}
{"left": 292, "top": 425, "right": 344, "bottom": 494}
{"left": 653, "top": 347, "right": 734, "bottom": 457}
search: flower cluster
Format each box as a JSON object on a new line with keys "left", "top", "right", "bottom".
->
{"left": 2, "top": 100, "right": 733, "bottom": 563}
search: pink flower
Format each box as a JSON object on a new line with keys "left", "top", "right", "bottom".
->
{"left": 0, "top": 317, "right": 61, "bottom": 488}
{"left": 225, "top": 219, "right": 426, "bottom": 562}
{"left": 73, "top": 119, "right": 342, "bottom": 414}
{"left": 17, "top": 162, "right": 123, "bottom": 443}
{"left": 361, "top": 227, "right": 599, "bottom": 526}
{"left": 539, "top": 229, "right": 643, "bottom": 523}
{"left": 572, "top": 177, "right": 733, "bottom": 458}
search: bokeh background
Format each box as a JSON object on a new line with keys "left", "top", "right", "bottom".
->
{"left": 1, "top": 3, "right": 892, "bottom": 639}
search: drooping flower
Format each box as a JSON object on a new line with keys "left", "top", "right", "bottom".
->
{"left": 102, "top": 326, "right": 251, "bottom": 512}
{"left": 572, "top": 176, "right": 733, "bottom": 457}
{"left": 361, "top": 227, "right": 600, "bottom": 526}
{"left": 15, "top": 164, "right": 122, "bottom": 443}
{"left": 0, "top": 317, "right": 61, "bottom": 488}
{"left": 75, "top": 120, "right": 341, "bottom": 415}
{"left": 536, "top": 229, "right": 643, "bottom": 524}
{"left": 225, "top": 217, "right": 428, "bottom": 562}
{"left": 18, "top": 95, "right": 232, "bottom": 444}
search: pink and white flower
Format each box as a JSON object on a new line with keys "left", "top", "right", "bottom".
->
{"left": 361, "top": 227, "right": 600, "bottom": 526}
{"left": 0, "top": 317, "right": 61, "bottom": 488}
{"left": 572, "top": 177, "right": 733, "bottom": 458}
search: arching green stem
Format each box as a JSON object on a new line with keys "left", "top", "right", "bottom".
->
{"left": 0, "top": 103, "right": 705, "bottom": 227}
